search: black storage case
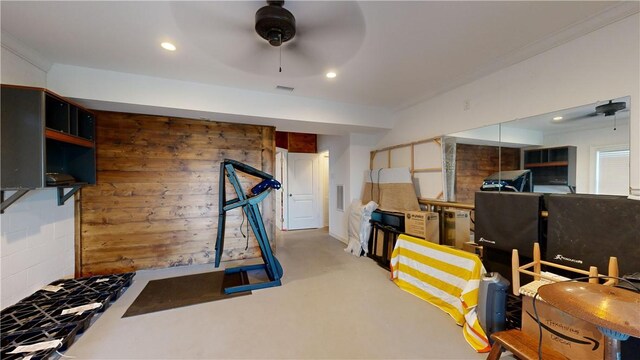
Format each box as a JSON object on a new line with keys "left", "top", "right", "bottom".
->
{"left": 475, "top": 192, "right": 544, "bottom": 288}
{"left": 475, "top": 192, "right": 545, "bottom": 257}
{"left": 546, "top": 194, "right": 640, "bottom": 276}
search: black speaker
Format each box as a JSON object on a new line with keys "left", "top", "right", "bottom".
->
{"left": 546, "top": 194, "right": 640, "bottom": 276}
{"left": 475, "top": 192, "right": 544, "bottom": 257}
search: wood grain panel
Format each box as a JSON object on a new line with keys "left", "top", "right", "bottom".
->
{"left": 78, "top": 111, "right": 276, "bottom": 276}
{"left": 274, "top": 131, "right": 317, "bottom": 153}
{"left": 261, "top": 127, "right": 276, "bottom": 251}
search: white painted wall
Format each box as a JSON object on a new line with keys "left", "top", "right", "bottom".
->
{"left": 46, "top": 64, "right": 392, "bottom": 135}
{"left": 1, "top": 46, "right": 77, "bottom": 309}
{"left": 319, "top": 151, "right": 330, "bottom": 228}
{"left": 349, "top": 133, "right": 380, "bottom": 204}
{"left": 318, "top": 133, "right": 380, "bottom": 243}
{"left": 379, "top": 15, "right": 640, "bottom": 197}
{"left": 1, "top": 47, "right": 47, "bottom": 86}
{"left": 1, "top": 191, "right": 75, "bottom": 309}
{"left": 318, "top": 135, "right": 350, "bottom": 243}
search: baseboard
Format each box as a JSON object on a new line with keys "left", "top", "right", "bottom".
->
{"left": 329, "top": 231, "right": 347, "bottom": 244}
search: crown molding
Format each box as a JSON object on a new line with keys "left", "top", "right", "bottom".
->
{"left": 1, "top": 31, "right": 53, "bottom": 73}
{"left": 398, "top": 2, "right": 640, "bottom": 112}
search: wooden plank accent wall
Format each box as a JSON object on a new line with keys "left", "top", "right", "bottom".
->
{"left": 78, "top": 111, "right": 276, "bottom": 276}
{"left": 275, "top": 131, "right": 317, "bottom": 153}
{"left": 455, "top": 144, "right": 520, "bottom": 205}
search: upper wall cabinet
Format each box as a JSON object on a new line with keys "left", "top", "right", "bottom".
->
{"left": 523, "top": 146, "right": 576, "bottom": 187}
{"left": 1, "top": 85, "right": 96, "bottom": 190}
{"left": 275, "top": 131, "right": 317, "bottom": 153}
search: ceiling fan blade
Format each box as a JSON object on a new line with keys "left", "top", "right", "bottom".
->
{"left": 169, "top": 1, "right": 365, "bottom": 77}
{"left": 292, "top": 2, "right": 365, "bottom": 40}
{"left": 285, "top": 41, "right": 324, "bottom": 68}
{"left": 170, "top": 1, "right": 257, "bottom": 55}
{"left": 231, "top": 41, "right": 282, "bottom": 75}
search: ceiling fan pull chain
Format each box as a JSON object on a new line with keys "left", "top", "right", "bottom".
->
{"left": 613, "top": 113, "right": 617, "bottom": 131}
{"left": 279, "top": 42, "right": 282, "bottom": 73}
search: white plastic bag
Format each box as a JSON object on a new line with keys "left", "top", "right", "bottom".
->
{"left": 345, "top": 200, "right": 363, "bottom": 256}
{"left": 359, "top": 201, "right": 378, "bottom": 254}
{"left": 344, "top": 200, "right": 378, "bottom": 256}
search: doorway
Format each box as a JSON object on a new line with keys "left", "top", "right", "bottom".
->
{"left": 277, "top": 151, "right": 329, "bottom": 231}
{"left": 275, "top": 149, "right": 288, "bottom": 230}
{"left": 287, "top": 153, "right": 320, "bottom": 229}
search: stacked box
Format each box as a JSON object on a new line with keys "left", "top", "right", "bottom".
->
{"left": 404, "top": 211, "right": 439, "bottom": 243}
{"left": 0, "top": 273, "right": 135, "bottom": 359}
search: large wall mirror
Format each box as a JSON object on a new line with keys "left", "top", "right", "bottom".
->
{"left": 444, "top": 96, "right": 630, "bottom": 205}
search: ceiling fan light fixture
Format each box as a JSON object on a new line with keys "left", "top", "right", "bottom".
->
{"left": 160, "top": 42, "right": 176, "bottom": 51}
{"left": 326, "top": 72, "right": 337, "bottom": 79}
{"left": 255, "top": 1, "right": 296, "bottom": 47}
{"left": 267, "top": 30, "right": 283, "bottom": 47}
{"left": 552, "top": 116, "right": 563, "bottom": 121}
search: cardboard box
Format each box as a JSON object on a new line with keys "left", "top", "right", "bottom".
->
{"left": 462, "top": 242, "right": 483, "bottom": 258}
{"left": 404, "top": 211, "right": 439, "bottom": 243}
{"left": 521, "top": 296, "right": 604, "bottom": 360}
{"left": 444, "top": 210, "right": 470, "bottom": 249}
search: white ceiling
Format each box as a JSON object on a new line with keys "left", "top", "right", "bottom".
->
{"left": 1, "top": 1, "right": 637, "bottom": 112}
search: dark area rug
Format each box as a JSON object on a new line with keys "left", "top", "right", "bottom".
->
{"left": 122, "top": 271, "right": 251, "bottom": 317}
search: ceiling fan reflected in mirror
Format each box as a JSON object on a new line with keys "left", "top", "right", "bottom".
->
{"left": 595, "top": 100, "right": 626, "bottom": 116}
{"left": 551, "top": 99, "right": 629, "bottom": 130}
{"left": 595, "top": 100, "right": 627, "bottom": 131}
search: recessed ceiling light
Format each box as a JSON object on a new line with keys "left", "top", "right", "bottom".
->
{"left": 552, "top": 116, "right": 563, "bottom": 121}
{"left": 161, "top": 42, "right": 176, "bottom": 51}
{"left": 326, "top": 72, "right": 337, "bottom": 79}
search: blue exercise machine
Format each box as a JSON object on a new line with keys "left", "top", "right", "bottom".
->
{"left": 215, "top": 159, "right": 283, "bottom": 294}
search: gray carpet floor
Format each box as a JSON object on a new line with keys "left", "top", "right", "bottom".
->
{"left": 66, "top": 229, "right": 486, "bottom": 359}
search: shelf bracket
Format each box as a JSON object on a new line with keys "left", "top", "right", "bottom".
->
{"left": 57, "top": 185, "right": 82, "bottom": 206}
{"left": 1, "top": 190, "right": 30, "bottom": 214}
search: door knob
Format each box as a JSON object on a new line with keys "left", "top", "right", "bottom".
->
{"left": 289, "top": 194, "right": 293, "bottom": 197}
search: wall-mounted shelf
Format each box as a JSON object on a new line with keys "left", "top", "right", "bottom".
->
{"left": 1, "top": 85, "right": 96, "bottom": 212}
{"left": 0, "top": 184, "right": 84, "bottom": 214}
{"left": 45, "top": 129, "right": 94, "bottom": 148}
{"left": 0, "top": 190, "right": 29, "bottom": 214}
{"left": 523, "top": 146, "right": 576, "bottom": 187}
{"left": 523, "top": 161, "right": 568, "bottom": 168}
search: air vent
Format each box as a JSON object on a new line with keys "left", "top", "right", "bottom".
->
{"left": 276, "top": 85, "right": 294, "bottom": 92}
{"left": 336, "top": 185, "right": 344, "bottom": 211}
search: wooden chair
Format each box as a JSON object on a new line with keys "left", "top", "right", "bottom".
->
{"left": 511, "top": 242, "right": 618, "bottom": 296}
{"left": 487, "top": 329, "right": 569, "bottom": 360}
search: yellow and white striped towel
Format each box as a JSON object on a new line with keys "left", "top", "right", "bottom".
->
{"left": 390, "top": 234, "right": 490, "bottom": 352}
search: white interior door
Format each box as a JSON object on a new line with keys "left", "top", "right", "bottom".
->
{"left": 287, "top": 153, "right": 320, "bottom": 230}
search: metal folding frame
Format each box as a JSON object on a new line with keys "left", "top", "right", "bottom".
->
{"left": 215, "top": 159, "right": 283, "bottom": 294}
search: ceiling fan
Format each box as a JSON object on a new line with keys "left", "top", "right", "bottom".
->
{"left": 594, "top": 100, "right": 626, "bottom": 116}
{"left": 169, "top": 1, "right": 365, "bottom": 77}
{"left": 255, "top": 1, "right": 296, "bottom": 47}
{"left": 551, "top": 99, "right": 629, "bottom": 127}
